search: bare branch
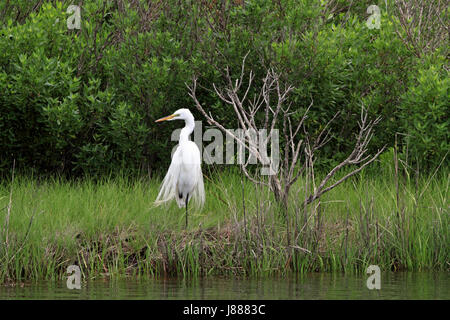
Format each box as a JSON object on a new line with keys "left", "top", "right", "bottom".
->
{"left": 187, "top": 56, "right": 384, "bottom": 211}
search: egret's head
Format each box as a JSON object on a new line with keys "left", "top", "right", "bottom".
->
{"left": 155, "top": 108, "right": 193, "bottom": 123}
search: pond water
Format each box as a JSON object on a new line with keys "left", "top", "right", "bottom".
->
{"left": 1, "top": 272, "right": 448, "bottom": 299}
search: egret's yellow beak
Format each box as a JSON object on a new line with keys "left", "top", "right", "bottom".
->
{"left": 155, "top": 114, "right": 177, "bottom": 122}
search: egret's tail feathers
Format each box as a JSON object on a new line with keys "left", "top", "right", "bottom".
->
{"left": 154, "top": 158, "right": 179, "bottom": 207}
{"left": 191, "top": 168, "right": 205, "bottom": 208}
{"left": 154, "top": 162, "right": 205, "bottom": 209}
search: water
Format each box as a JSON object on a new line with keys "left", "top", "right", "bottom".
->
{"left": 1, "top": 272, "right": 448, "bottom": 299}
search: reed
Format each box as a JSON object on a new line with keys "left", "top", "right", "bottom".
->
{"left": 0, "top": 163, "right": 448, "bottom": 282}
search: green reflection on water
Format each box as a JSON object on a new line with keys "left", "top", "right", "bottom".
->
{"left": 1, "top": 272, "right": 448, "bottom": 300}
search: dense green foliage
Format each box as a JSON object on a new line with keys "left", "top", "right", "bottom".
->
{"left": 0, "top": 0, "right": 448, "bottom": 176}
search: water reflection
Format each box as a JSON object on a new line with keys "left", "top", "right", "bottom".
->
{"left": 0, "top": 272, "right": 448, "bottom": 299}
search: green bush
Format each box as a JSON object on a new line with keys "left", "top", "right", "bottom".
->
{"left": 398, "top": 53, "right": 449, "bottom": 169}
{"left": 0, "top": 1, "right": 447, "bottom": 176}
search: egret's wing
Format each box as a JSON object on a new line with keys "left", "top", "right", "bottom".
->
{"left": 155, "top": 142, "right": 205, "bottom": 209}
{"left": 154, "top": 146, "right": 181, "bottom": 206}
{"left": 176, "top": 141, "right": 205, "bottom": 208}
{"left": 187, "top": 142, "right": 205, "bottom": 208}
{"left": 191, "top": 162, "right": 205, "bottom": 208}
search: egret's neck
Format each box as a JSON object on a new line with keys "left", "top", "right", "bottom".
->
{"left": 179, "top": 116, "right": 195, "bottom": 143}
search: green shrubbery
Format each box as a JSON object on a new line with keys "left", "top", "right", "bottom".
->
{"left": 398, "top": 53, "right": 449, "bottom": 170}
{"left": 0, "top": 0, "right": 448, "bottom": 176}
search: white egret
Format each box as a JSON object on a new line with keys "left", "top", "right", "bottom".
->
{"left": 154, "top": 109, "right": 205, "bottom": 227}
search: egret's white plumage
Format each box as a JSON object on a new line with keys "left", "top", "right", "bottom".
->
{"left": 154, "top": 109, "right": 205, "bottom": 211}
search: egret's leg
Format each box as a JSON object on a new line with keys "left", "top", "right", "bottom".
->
{"left": 185, "top": 193, "right": 189, "bottom": 228}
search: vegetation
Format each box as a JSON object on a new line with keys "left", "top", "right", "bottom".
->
{"left": 0, "top": 162, "right": 448, "bottom": 281}
{"left": 0, "top": 1, "right": 448, "bottom": 281}
{"left": 0, "top": 0, "right": 448, "bottom": 175}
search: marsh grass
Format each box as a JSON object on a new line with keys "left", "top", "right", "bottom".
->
{"left": 0, "top": 163, "right": 448, "bottom": 282}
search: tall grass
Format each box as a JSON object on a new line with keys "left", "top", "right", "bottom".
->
{"left": 0, "top": 163, "right": 448, "bottom": 282}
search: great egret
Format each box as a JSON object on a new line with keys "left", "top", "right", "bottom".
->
{"left": 154, "top": 108, "right": 205, "bottom": 227}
